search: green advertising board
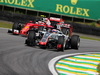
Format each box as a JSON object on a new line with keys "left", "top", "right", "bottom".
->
{"left": 0, "top": 0, "right": 100, "bottom": 20}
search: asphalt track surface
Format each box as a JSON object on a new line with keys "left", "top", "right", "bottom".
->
{"left": 0, "top": 28, "right": 100, "bottom": 75}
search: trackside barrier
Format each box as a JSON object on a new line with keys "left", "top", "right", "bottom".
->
{"left": 0, "top": 11, "right": 100, "bottom": 36}
{"left": 0, "top": 11, "right": 36, "bottom": 23}
{"left": 69, "top": 22, "right": 100, "bottom": 36}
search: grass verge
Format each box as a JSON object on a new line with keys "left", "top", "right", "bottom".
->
{"left": 97, "top": 63, "right": 100, "bottom": 75}
{"left": 80, "top": 36, "right": 100, "bottom": 41}
{"left": 0, "top": 21, "right": 12, "bottom": 28}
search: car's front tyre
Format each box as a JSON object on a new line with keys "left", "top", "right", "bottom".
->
{"left": 26, "top": 30, "right": 36, "bottom": 46}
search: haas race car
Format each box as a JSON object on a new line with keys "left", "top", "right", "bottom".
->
{"left": 25, "top": 23, "right": 80, "bottom": 51}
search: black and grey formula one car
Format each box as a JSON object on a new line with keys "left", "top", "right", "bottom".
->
{"left": 25, "top": 27, "right": 80, "bottom": 51}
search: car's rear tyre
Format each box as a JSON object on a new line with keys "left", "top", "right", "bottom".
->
{"left": 12, "top": 22, "right": 21, "bottom": 30}
{"left": 57, "top": 36, "right": 65, "bottom": 51}
{"left": 26, "top": 31, "right": 36, "bottom": 46}
{"left": 12, "top": 22, "right": 21, "bottom": 35}
{"left": 61, "top": 27, "right": 69, "bottom": 35}
{"left": 71, "top": 35, "right": 80, "bottom": 49}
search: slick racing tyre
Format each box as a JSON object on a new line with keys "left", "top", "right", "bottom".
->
{"left": 28, "top": 31, "right": 36, "bottom": 40}
{"left": 61, "top": 27, "right": 69, "bottom": 35}
{"left": 57, "top": 36, "right": 65, "bottom": 51}
{"left": 12, "top": 22, "right": 21, "bottom": 34}
{"left": 26, "top": 31, "right": 36, "bottom": 46}
{"left": 71, "top": 35, "right": 80, "bottom": 49}
{"left": 12, "top": 22, "right": 21, "bottom": 30}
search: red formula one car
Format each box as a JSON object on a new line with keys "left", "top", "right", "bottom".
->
{"left": 8, "top": 19, "right": 53, "bottom": 36}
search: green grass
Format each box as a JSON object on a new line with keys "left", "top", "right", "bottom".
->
{"left": 80, "top": 36, "right": 100, "bottom": 41}
{"left": 97, "top": 63, "right": 100, "bottom": 75}
{"left": 0, "top": 21, "right": 12, "bottom": 28}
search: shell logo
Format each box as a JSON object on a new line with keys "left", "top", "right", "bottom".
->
{"left": 70, "top": 0, "right": 78, "bottom": 5}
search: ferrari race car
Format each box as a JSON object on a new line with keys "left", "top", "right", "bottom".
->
{"left": 7, "top": 17, "right": 72, "bottom": 36}
{"left": 7, "top": 19, "right": 52, "bottom": 36}
{"left": 25, "top": 27, "right": 80, "bottom": 51}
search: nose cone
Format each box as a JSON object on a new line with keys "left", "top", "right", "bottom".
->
{"left": 20, "top": 30, "right": 27, "bottom": 36}
{"left": 20, "top": 30, "right": 24, "bottom": 34}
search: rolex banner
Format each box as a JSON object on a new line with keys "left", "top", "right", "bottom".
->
{"left": 0, "top": 0, "right": 100, "bottom": 20}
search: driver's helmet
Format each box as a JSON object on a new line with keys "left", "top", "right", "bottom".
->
{"left": 38, "top": 21, "right": 45, "bottom": 25}
{"left": 42, "top": 18, "right": 48, "bottom": 22}
{"left": 40, "top": 15, "right": 46, "bottom": 21}
{"left": 38, "top": 21, "right": 42, "bottom": 24}
{"left": 42, "top": 18, "right": 46, "bottom": 22}
{"left": 40, "top": 15, "right": 46, "bottom": 18}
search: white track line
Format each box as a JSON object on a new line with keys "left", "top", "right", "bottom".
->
{"left": 0, "top": 27, "right": 8, "bottom": 29}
